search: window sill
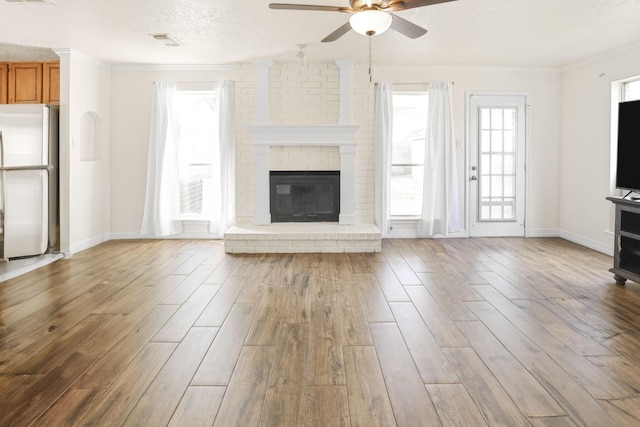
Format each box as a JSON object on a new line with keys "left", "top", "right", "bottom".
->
{"left": 180, "top": 217, "right": 209, "bottom": 222}
{"left": 390, "top": 216, "right": 421, "bottom": 222}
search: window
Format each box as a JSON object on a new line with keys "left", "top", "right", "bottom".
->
{"left": 391, "top": 91, "right": 428, "bottom": 216}
{"left": 173, "top": 88, "right": 219, "bottom": 220}
{"left": 623, "top": 78, "right": 640, "bottom": 101}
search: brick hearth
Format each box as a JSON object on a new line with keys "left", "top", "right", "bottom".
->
{"left": 224, "top": 223, "right": 381, "bottom": 254}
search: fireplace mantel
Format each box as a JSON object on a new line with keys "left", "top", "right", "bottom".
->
{"left": 251, "top": 124, "right": 358, "bottom": 145}
{"left": 251, "top": 124, "right": 358, "bottom": 225}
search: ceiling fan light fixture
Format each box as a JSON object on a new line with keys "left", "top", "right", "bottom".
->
{"left": 349, "top": 10, "right": 392, "bottom": 36}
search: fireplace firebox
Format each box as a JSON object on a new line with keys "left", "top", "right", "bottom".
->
{"left": 270, "top": 171, "right": 340, "bottom": 222}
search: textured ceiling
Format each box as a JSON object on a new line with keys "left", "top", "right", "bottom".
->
{"left": 1, "top": 0, "right": 640, "bottom": 67}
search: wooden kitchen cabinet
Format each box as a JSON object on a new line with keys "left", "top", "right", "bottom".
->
{"left": 8, "top": 62, "right": 43, "bottom": 104}
{"left": 43, "top": 62, "right": 60, "bottom": 105}
{"left": 0, "top": 63, "right": 8, "bottom": 104}
{"left": 0, "top": 61, "right": 59, "bottom": 105}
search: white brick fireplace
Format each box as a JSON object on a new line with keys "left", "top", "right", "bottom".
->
{"left": 251, "top": 124, "right": 357, "bottom": 225}
{"left": 224, "top": 60, "right": 381, "bottom": 253}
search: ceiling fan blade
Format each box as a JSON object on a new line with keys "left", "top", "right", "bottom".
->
{"left": 384, "top": 0, "right": 457, "bottom": 12}
{"left": 390, "top": 14, "right": 427, "bottom": 38}
{"left": 269, "top": 3, "right": 352, "bottom": 12}
{"left": 321, "top": 21, "right": 353, "bottom": 42}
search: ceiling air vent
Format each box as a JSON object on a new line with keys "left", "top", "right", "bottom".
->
{"left": 150, "top": 33, "right": 182, "bottom": 47}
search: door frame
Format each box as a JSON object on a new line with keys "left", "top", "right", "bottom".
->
{"left": 465, "top": 91, "right": 530, "bottom": 237}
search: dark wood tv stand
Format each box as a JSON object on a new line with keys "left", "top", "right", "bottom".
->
{"left": 607, "top": 196, "right": 640, "bottom": 285}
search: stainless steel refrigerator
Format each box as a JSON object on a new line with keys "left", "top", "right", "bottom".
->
{"left": 0, "top": 104, "right": 58, "bottom": 260}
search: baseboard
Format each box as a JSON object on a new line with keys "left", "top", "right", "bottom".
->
{"left": 527, "top": 228, "right": 560, "bottom": 238}
{"left": 385, "top": 217, "right": 469, "bottom": 239}
{"left": 66, "top": 232, "right": 222, "bottom": 255}
{"left": 558, "top": 229, "right": 613, "bottom": 256}
{"left": 384, "top": 230, "right": 469, "bottom": 239}
{"left": 445, "top": 229, "right": 468, "bottom": 238}
{"left": 108, "top": 232, "right": 144, "bottom": 240}
{"left": 108, "top": 232, "right": 222, "bottom": 240}
{"left": 69, "top": 233, "right": 110, "bottom": 255}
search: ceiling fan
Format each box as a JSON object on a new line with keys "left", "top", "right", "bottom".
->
{"left": 269, "top": 0, "right": 458, "bottom": 42}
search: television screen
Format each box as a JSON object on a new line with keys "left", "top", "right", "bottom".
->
{"left": 616, "top": 99, "right": 640, "bottom": 192}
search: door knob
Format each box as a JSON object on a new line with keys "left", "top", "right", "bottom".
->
{"left": 471, "top": 166, "right": 477, "bottom": 171}
{"left": 471, "top": 175, "right": 478, "bottom": 181}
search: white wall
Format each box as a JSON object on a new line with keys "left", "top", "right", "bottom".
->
{"left": 109, "top": 66, "right": 235, "bottom": 236}
{"left": 375, "top": 64, "right": 562, "bottom": 236}
{"left": 69, "top": 52, "right": 112, "bottom": 253}
{"left": 107, "top": 61, "right": 562, "bottom": 237}
{"left": 559, "top": 42, "right": 640, "bottom": 254}
{"left": 56, "top": 49, "right": 112, "bottom": 255}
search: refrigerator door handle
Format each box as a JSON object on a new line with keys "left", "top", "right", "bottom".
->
{"left": 0, "top": 165, "right": 54, "bottom": 172}
{"left": 0, "top": 130, "right": 3, "bottom": 167}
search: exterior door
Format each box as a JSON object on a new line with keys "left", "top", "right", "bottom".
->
{"left": 469, "top": 94, "right": 527, "bottom": 237}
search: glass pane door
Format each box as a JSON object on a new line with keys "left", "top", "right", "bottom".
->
{"left": 469, "top": 94, "right": 526, "bottom": 237}
{"left": 479, "top": 107, "right": 517, "bottom": 221}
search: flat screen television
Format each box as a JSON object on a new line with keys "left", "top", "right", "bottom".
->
{"left": 616, "top": 99, "right": 640, "bottom": 194}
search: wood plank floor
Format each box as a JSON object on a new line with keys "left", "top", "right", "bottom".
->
{"left": 2, "top": 237, "right": 640, "bottom": 426}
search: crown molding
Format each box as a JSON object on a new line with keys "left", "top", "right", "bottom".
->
{"left": 111, "top": 64, "right": 237, "bottom": 72}
{"left": 561, "top": 39, "right": 640, "bottom": 73}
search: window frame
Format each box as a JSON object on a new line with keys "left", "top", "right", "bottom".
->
{"left": 623, "top": 78, "right": 640, "bottom": 101}
{"left": 173, "top": 84, "right": 219, "bottom": 222}
{"left": 389, "top": 89, "right": 429, "bottom": 220}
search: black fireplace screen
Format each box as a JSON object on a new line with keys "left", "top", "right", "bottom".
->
{"left": 270, "top": 171, "right": 340, "bottom": 222}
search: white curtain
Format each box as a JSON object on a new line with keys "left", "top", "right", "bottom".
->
{"left": 141, "top": 80, "right": 235, "bottom": 238}
{"left": 213, "top": 80, "right": 235, "bottom": 236}
{"left": 375, "top": 83, "right": 393, "bottom": 236}
{"left": 419, "top": 81, "right": 461, "bottom": 237}
{"left": 140, "top": 81, "right": 182, "bottom": 236}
